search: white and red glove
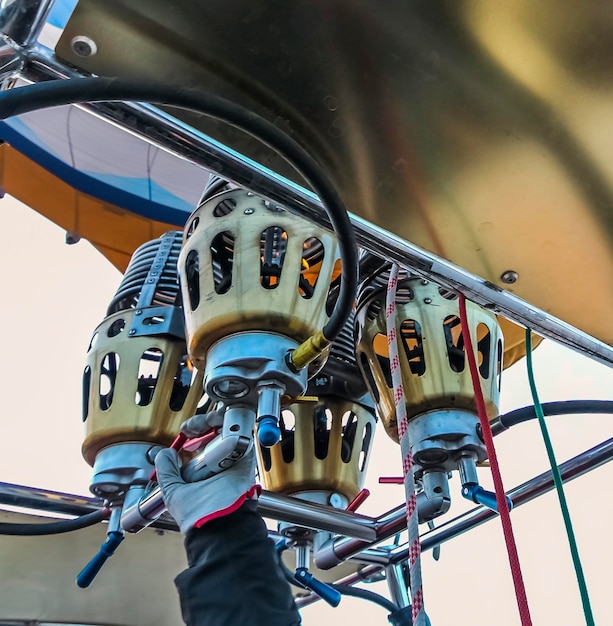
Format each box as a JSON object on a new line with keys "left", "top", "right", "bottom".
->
{"left": 155, "top": 444, "right": 259, "bottom": 534}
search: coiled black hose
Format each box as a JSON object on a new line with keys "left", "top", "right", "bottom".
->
{"left": 0, "top": 507, "right": 110, "bottom": 535}
{"left": 0, "top": 78, "right": 358, "bottom": 346}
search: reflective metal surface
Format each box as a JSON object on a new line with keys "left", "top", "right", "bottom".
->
{"left": 53, "top": 0, "right": 613, "bottom": 349}
{"left": 9, "top": 47, "right": 612, "bottom": 366}
{"left": 315, "top": 436, "right": 613, "bottom": 569}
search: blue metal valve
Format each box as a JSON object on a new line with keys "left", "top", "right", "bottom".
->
{"left": 77, "top": 531, "right": 124, "bottom": 588}
{"left": 257, "top": 416, "right": 281, "bottom": 447}
{"left": 461, "top": 485, "right": 513, "bottom": 513}
{"left": 294, "top": 567, "right": 341, "bottom": 607}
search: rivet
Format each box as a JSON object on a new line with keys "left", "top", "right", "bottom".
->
{"left": 135, "top": 310, "right": 142, "bottom": 315}
{"left": 421, "top": 279, "right": 429, "bottom": 285}
{"left": 71, "top": 35, "right": 97, "bottom": 57}
{"left": 128, "top": 329, "right": 136, "bottom": 335}
{"left": 423, "top": 297, "right": 432, "bottom": 304}
{"left": 500, "top": 270, "right": 519, "bottom": 284}
{"left": 244, "top": 208, "right": 255, "bottom": 215}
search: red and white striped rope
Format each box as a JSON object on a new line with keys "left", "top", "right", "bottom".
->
{"left": 385, "top": 264, "right": 426, "bottom": 625}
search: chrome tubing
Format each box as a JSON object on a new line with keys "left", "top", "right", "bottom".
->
{"left": 409, "top": 436, "right": 613, "bottom": 561}
{"left": 316, "top": 437, "right": 613, "bottom": 569}
{"left": 14, "top": 48, "right": 613, "bottom": 368}
{"left": 0, "top": 0, "right": 57, "bottom": 48}
{"left": 0, "top": 481, "right": 102, "bottom": 517}
{"left": 121, "top": 480, "right": 378, "bottom": 541}
{"left": 258, "top": 492, "right": 377, "bottom": 541}
{"left": 316, "top": 505, "right": 406, "bottom": 570}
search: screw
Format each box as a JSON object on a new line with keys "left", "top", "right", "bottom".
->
{"left": 500, "top": 270, "right": 519, "bottom": 284}
{"left": 71, "top": 35, "right": 97, "bottom": 57}
{"left": 244, "top": 208, "right": 254, "bottom": 215}
{"left": 65, "top": 231, "right": 80, "bottom": 245}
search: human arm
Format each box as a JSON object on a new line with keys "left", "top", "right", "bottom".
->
{"left": 155, "top": 442, "right": 301, "bottom": 626}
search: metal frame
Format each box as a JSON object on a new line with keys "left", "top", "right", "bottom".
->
{"left": 0, "top": 38, "right": 609, "bottom": 367}
{"left": 1, "top": 436, "right": 611, "bottom": 602}
{"left": 0, "top": 0, "right": 611, "bottom": 609}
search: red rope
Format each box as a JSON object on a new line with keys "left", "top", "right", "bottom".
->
{"left": 458, "top": 294, "right": 532, "bottom": 625}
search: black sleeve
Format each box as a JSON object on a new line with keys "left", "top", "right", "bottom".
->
{"left": 175, "top": 500, "right": 302, "bottom": 626}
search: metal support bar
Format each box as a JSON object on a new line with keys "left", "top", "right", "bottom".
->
{"left": 1, "top": 438, "right": 610, "bottom": 574}
{"left": 0, "top": 0, "right": 56, "bottom": 48}
{"left": 393, "top": 437, "right": 613, "bottom": 563}
{"left": 386, "top": 563, "right": 411, "bottom": 609}
{"left": 0, "top": 481, "right": 102, "bottom": 516}
{"left": 14, "top": 47, "right": 613, "bottom": 368}
{"left": 316, "top": 437, "right": 613, "bottom": 569}
{"left": 0, "top": 482, "right": 376, "bottom": 540}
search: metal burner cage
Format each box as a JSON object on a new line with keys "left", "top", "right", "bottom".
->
{"left": 257, "top": 314, "right": 377, "bottom": 501}
{"left": 82, "top": 231, "right": 203, "bottom": 466}
{"left": 178, "top": 188, "right": 340, "bottom": 370}
{"left": 355, "top": 274, "right": 503, "bottom": 443}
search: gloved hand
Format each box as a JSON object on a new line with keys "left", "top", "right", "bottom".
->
{"left": 155, "top": 445, "right": 259, "bottom": 534}
{"left": 180, "top": 408, "right": 224, "bottom": 438}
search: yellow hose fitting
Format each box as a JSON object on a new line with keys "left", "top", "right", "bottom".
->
{"left": 290, "top": 330, "right": 331, "bottom": 370}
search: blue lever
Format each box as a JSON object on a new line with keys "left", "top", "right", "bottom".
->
{"left": 257, "top": 416, "right": 281, "bottom": 447}
{"left": 77, "top": 531, "right": 124, "bottom": 588}
{"left": 294, "top": 568, "right": 341, "bottom": 607}
{"left": 462, "top": 485, "right": 513, "bottom": 513}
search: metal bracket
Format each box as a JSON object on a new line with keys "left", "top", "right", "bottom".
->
{"left": 128, "top": 305, "right": 185, "bottom": 339}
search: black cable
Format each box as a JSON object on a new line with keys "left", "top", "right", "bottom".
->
{"left": 0, "top": 508, "right": 109, "bottom": 535}
{"left": 331, "top": 583, "right": 399, "bottom": 613}
{"left": 491, "top": 400, "right": 613, "bottom": 436}
{"left": 0, "top": 78, "right": 358, "bottom": 344}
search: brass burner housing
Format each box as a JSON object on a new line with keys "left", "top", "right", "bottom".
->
{"left": 178, "top": 189, "right": 340, "bottom": 369}
{"left": 257, "top": 400, "right": 376, "bottom": 501}
{"left": 356, "top": 278, "right": 502, "bottom": 442}
{"left": 82, "top": 308, "right": 204, "bottom": 465}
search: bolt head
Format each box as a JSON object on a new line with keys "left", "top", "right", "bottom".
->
{"left": 71, "top": 35, "right": 97, "bottom": 57}
{"left": 500, "top": 270, "right": 519, "bottom": 284}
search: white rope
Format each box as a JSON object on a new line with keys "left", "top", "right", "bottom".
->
{"left": 385, "top": 264, "right": 425, "bottom": 625}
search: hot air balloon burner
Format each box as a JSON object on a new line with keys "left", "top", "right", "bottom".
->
{"left": 83, "top": 231, "right": 203, "bottom": 501}
{"left": 178, "top": 188, "right": 340, "bottom": 447}
{"left": 356, "top": 274, "right": 502, "bottom": 521}
{"left": 258, "top": 313, "right": 377, "bottom": 524}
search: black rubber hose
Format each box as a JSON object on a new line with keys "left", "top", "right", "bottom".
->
{"left": 492, "top": 400, "right": 613, "bottom": 436}
{"left": 331, "top": 583, "right": 399, "bottom": 613}
{"left": 275, "top": 542, "right": 400, "bottom": 614}
{"left": 0, "top": 508, "right": 109, "bottom": 535}
{"left": 0, "top": 78, "right": 358, "bottom": 344}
